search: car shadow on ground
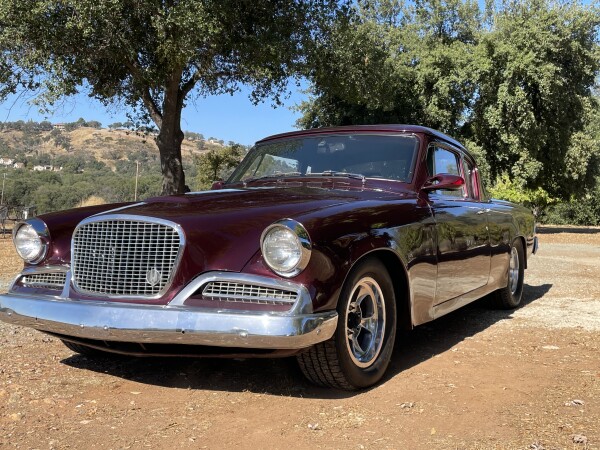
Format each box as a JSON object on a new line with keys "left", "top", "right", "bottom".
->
{"left": 385, "top": 282, "right": 552, "bottom": 380}
{"left": 61, "top": 282, "right": 552, "bottom": 399}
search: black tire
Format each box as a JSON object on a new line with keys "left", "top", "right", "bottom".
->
{"left": 61, "top": 340, "right": 111, "bottom": 357}
{"left": 297, "top": 258, "right": 397, "bottom": 390}
{"left": 491, "top": 238, "right": 525, "bottom": 309}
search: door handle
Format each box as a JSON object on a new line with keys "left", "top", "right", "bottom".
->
{"left": 477, "top": 209, "right": 491, "bottom": 215}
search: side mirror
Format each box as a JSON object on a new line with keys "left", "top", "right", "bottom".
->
{"left": 421, "top": 173, "right": 465, "bottom": 192}
{"left": 211, "top": 180, "right": 224, "bottom": 190}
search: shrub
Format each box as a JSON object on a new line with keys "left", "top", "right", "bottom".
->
{"left": 543, "top": 187, "right": 600, "bottom": 226}
{"left": 488, "top": 175, "right": 554, "bottom": 219}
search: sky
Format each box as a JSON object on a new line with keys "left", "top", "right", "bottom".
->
{"left": 0, "top": 83, "right": 308, "bottom": 146}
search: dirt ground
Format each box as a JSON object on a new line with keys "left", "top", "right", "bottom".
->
{"left": 1, "top": 227, "right": 599, "bottom": 449}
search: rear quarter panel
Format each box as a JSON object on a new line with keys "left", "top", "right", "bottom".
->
{"left": 487, "top": 199, "right": 536, "bottom": 288}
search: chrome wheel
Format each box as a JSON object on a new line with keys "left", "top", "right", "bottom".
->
{"left": 509, "top": 246, "right": 520, "bottom": 295}
{"left": 344, "top": 276, "right": 386, "bottom": 368}
{"left": 297, "top": 258, "right": 396, "bottom": 389}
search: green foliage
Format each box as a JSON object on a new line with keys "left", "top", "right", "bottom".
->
{"left": 469, "top": 0, "right": 600, "bottom": 198}
{"left": 544, "top": 189, "right": 600, "bottom": 226}
{"left": 298, "top": 0, "right": 482, "bottom": 132}
{"left": 488, "top": 174, "right": 555, "bottom": 218}
{"left": 299, "top": 0, "right": 600, "bottom": 210}
{"left": 195, "top": 144, "right": 245, "bottom": 190}
{"left": 2, "top": 164, "right": 164, "bottom": 214}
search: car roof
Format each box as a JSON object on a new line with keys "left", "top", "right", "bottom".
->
{"left": 256, "top": 124, "right": 466, "bottom": 151}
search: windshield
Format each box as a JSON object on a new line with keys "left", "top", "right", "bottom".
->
{"left": 228, "top": 133, "right": 420, "bottom": 184}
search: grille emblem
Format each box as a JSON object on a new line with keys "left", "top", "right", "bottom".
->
{"left": 146, "top": 268, "right": 162, "bottom": 287}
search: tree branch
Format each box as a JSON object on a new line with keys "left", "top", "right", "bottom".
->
{"left": 181, "top": 69, "right": 201, "bottom": 97}
{"left": 124, "top": 60, "right": 163, "bottom": 129}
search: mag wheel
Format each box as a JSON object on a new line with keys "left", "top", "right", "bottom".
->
{"left": 297, "top": 258, "right": 396, "bottom": 390}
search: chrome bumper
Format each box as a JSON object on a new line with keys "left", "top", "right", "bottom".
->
{"left": 0, "top": 293, "right": 338, "bottom": 350}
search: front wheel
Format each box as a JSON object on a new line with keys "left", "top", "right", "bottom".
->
{"left": 297, "top": 258, "right": 397, "bottom": 390}
{"left": 491, "top": 238, "right": 525, "bottom": 309}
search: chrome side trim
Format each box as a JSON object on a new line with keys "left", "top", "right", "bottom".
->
{"left": 89, "top": 202, "right": 146, "bottom": 217}
{"left": 70, "top": 214, "right": 186, "bottom": 300}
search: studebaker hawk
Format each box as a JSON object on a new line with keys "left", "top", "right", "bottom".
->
{"left": 0, "top": 125, "right": 538, "bottom": 390}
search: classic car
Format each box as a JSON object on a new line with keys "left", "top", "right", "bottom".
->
{"left": 0, "top": 124, "right": 538, "bottom": 390}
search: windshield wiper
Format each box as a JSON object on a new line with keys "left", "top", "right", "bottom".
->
{"left": 310, "top": 170, "right": 366, "bottom": 181}
{"left": 242, "top": 172, "right": 302, "bottom": 183}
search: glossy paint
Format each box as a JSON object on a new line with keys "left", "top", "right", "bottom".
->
{"left": 19, "top": 125, "right": 536, "bottom": 331}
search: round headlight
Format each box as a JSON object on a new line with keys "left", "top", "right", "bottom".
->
{"left": 261, "top": 220, "right": 311, "bottom": 277}
{"left": 14, "top": 223, "right": 45, "bottom": 263}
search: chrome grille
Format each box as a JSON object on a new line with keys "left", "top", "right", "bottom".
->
{"left": 72, "top": 218, "right": 181, "bottom": 297}
{"left": 20, "top": 272, "right": 67, "bottom": 290}
{"left": 202, "top": 281, "right": 298, "bottom": 305}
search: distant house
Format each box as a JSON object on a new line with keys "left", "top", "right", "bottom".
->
{"left": 33, "top": 165, "right": 55, "bottom": 171}
{"left": 52, "top": 123, "right": 66, "bottom": 131}
{"left": 13, "top": 162, "right": 25, "bottom": 169}
{"left": 0, "top": 157, "right": 14, "bottom": 166}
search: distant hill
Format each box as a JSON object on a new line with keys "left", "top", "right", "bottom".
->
{"left": 0, "top": 121, "right": 241, "bottom": 214}
{"left": 0, "top": 123, "right": 227, "bottom": 171}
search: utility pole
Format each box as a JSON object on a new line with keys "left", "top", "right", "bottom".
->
{"left": 134, "top": 161, "right": 139, "bottom": 201}
{"left": 1, "top": 173, "right": 6, "bottom": 205}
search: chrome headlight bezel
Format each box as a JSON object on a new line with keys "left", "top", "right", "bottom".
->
{"left": 260, "top": 219, "right": 312, "bottom": 277}
{"left": 12, "top": 218, "right": 50, "bottom": 264}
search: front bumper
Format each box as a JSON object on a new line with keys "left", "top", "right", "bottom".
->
{"left": 0, "top": 293, "right": 338, "bottom": 350}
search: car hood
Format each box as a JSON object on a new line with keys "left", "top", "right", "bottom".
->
{"left": 94, "top": 187, "right": 400, "bottom": 275}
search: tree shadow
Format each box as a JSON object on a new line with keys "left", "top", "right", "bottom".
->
{"left": 61, "top": 283, "right": 553, "bottom": 399}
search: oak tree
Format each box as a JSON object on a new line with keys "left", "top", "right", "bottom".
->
{"left": 0, "top": 0, "right": 338, "bottom": 194}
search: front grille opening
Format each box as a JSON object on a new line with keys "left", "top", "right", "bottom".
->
{"left": 200, "top": 281, "right": 298, "bottom": 305}
{"left": 20, "top": 272, "right": 67, "bottom": 290}
{"left": 72, "top": 219, "right": 181, "bottom": 297}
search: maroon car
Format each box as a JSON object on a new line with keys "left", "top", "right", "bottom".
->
{"left": 0, "top": 125, "right": 537, "bottom": 390}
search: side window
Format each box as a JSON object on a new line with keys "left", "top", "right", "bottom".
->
{"left": 427, "top": 146, "right": 463, "bottom": 197}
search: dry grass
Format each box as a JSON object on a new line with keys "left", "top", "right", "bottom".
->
{"left": 79, "top": 195, "right": 107, "bottom": 207}
{"left": 0, "top": 239, "right": 22, "bottom": 289}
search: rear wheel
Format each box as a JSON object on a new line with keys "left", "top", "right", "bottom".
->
{"left": 297, "top": 258, "right": 397, "bottom": 390}
{"left": 491, "top": 238, "right": 525, "bottom": 309}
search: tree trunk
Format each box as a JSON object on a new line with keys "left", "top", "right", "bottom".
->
{"left": 156, "top": 125, "right": 186, "bottom": 195}
{"left": 156, "top": 71, "right": 187, "bottom": 195}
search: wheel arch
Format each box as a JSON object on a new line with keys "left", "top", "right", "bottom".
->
{"left": 516, "top": 234, "right": 527, "bottom": 269}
